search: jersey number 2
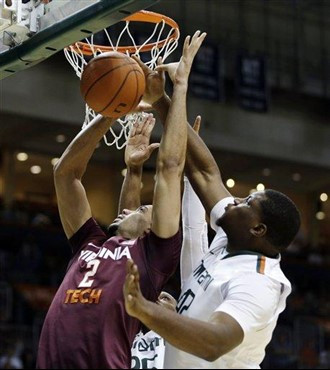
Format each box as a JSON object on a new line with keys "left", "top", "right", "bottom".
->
{"left": 78, "top": 260, "right": 100, "bottom": 288}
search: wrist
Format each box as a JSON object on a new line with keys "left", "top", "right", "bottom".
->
{"left": 174, "top": 80, "right": 188, "bottom": 89}
{"left": 152, "top": 94, "right": 170, "bottom": 110}
{"left": 126, "top": 165, "right": 143, "bottom": 174}
{"left": 139, "top": 299, "right": 156, "bottom": 325}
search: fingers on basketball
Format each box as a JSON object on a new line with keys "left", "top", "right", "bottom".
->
{"left": 137, "top": 102, "right": 153, "bottom": 112}
{"left": 131, "top": 55, "right": 151, "bottom": 75}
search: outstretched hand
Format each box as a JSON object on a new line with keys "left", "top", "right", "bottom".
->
{"left": 125, "top": 114, "right": 160, "bottom": 168}
{"left": 156, "top": 30, "right": 207, "bottom": 85}
{"left": 123, "top": 259, "right": 148, "bottom": 319}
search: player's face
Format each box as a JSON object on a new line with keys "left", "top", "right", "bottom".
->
{"left": 108, "top": 205, "right": 153, "bottom": 239}
{"left": 157, "top": 291, "right": 177, "bottom": 312}
{"left": 217, "top": 192, "right": 266, "bottom": 238}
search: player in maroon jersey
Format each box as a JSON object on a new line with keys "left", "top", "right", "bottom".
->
{"left": 36, "top": 31, "right": 206, "bottom": 369}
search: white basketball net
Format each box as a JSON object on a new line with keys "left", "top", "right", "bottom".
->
{"left": 64, "top": 14, "right": 179, "bottom": 149}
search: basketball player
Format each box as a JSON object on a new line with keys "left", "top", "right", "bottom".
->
{"left": 124, "top": 57, "right": 301, "bottom": 368}
{"left": 125, "top": 118, "right": 208, "bottom": 369}
{"left": 36, "top": 31, "right": 207, "bottom": 369}
{"left": 131, "top": 176, "right": 210, "bottom": 370}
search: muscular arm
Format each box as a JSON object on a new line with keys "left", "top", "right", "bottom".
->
{"left": 118, "top": 115, "right": 159, "bottom": 213}
{"left": 118, "top": 166, "right": 142, "bottom": 213}
{"left": 151, "top": 82, "right": 187, "bottom": 238}
{"left": 124, "top": 260, "right": 243, "bottom": 361}
{"left": 151, "top": 33, "right": 206, "bottom": 238}
{"left": 153, "top": 96, "right": 231, "bottom": 215}
{"left": 54, "top": 115, "right": 114, "bottom": 239}
{"left": 138, "top": 302, "right": 242, "bottom": 361}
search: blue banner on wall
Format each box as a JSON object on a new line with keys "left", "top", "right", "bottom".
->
{"left": 237, "top": 54, "right": 269, "bottom": 112}
{"left": 190, "top": 43, "right": 223, "bottom": 102}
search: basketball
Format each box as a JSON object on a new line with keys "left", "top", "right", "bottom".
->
{"left": 80, "top": 51, "right": 146, "bottom": 118}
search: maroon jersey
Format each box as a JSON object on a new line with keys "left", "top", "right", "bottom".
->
{"left": 37, "top": 218, "right": 181, "bottom": 369}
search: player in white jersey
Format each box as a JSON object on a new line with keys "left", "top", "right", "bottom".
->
{"left": 123, "top": 46, "right": 301, "bottom": 369}
{"left": 130, "top": 176, "right": 209, "bottom": 369}
{"left": 131, "top": 290, "right": 176, "bottom": 369}
{"left": 123, "top": 114, "right": 209, "bottom": 369}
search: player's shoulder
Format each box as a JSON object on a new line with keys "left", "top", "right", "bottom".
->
{"left": 210, "top": 196, "right": 235, "bottom": 231}
{"left": 141, "top": 229, "right": 182, "bottom": 245}
{"left": 227, "top": 270, "right": 282, "bottom": 295}
{"left": 69, "top": 217, "right": 107, "bottom": 252}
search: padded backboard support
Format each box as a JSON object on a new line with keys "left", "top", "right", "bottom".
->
{"left": 0, "top": 0, "right": 159, "bottom": 80}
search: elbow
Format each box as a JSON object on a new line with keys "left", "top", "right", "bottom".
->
{"left": 201, "top": 338, "right": 238, "bottom": 362}
{"left": 187, "top": 163, "right": 220, "bottom": 179}
{"left": 53, "top": 159, "right": 78, "bottom": 180}
{"left": 53, "top": 158, "right": 69, "bottom": 178}
{"left": 202, "top": 344, "right": 223, "bottom": 362}
{"left": 53, "top": 160, "right": 64, "bottom": 178}
{"left": 203, "top": 354, "right": 219, "bottom": 362}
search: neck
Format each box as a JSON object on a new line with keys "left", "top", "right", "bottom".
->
{"left": 116, "top": 230, "right": 133, "bottom": 240}
{"left": 227, "top": 239, "right": 279, "bottom": 259}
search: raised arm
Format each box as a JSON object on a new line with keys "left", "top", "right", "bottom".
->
{"left": 152, "top": 66, "right": 232, "bottom": 216}
{"left": 54, "top": 115, "right": 114, "bottom": 239}
{"left": 181, "top": 176, "right": 209, "bottom": 287}
{"left": 151, "top": 31, "right": 207, "bottom": 238}
{"left": 118, "top": 114, "right": 159, "bottom": 213}
{"left": 181, "top": 117, "right": 209, "bottom": 286}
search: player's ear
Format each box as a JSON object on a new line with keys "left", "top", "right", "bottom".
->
{"left": 250, "top": 223, "right": 267, "bottom": 238}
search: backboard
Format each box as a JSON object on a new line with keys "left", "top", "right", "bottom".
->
{"left": 0, "top": 0, "right": 159, "bottom": 80}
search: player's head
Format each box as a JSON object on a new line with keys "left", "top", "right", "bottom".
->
{"left": 108, "top": 205, "right": 153, "bottom": 239}
{"left": 156, "top": 291, "right": 177, "bottom": 312}
{"left": 217, "top": 189, "right": 301, "bottom": 254}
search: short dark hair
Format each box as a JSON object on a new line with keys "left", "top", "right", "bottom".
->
{"left": 259, "top": 189, "right": 301, "bottom": 249}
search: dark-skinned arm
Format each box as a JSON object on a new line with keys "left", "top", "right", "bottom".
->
{"left": 124, "top": 260, "right": 243, "bottom": 362}
{"left": 153, "top": 95, "right": 231, "bottom": 215}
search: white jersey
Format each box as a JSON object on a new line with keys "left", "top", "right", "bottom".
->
{"left": 180, "top": 177, "right": 209, "bottom": 287}
{"left": 131, "top": 330, "right": 165, "bottom": 369}
{"left": 164, "top": 197, "right": 292, "bottom": 369}
{"left": 131, "top": 179, "right": 208, "bottom": 369}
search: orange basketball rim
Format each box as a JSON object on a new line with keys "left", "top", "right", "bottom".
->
{"left": 69, "top": 10, "right": 180, "bottom": 56}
